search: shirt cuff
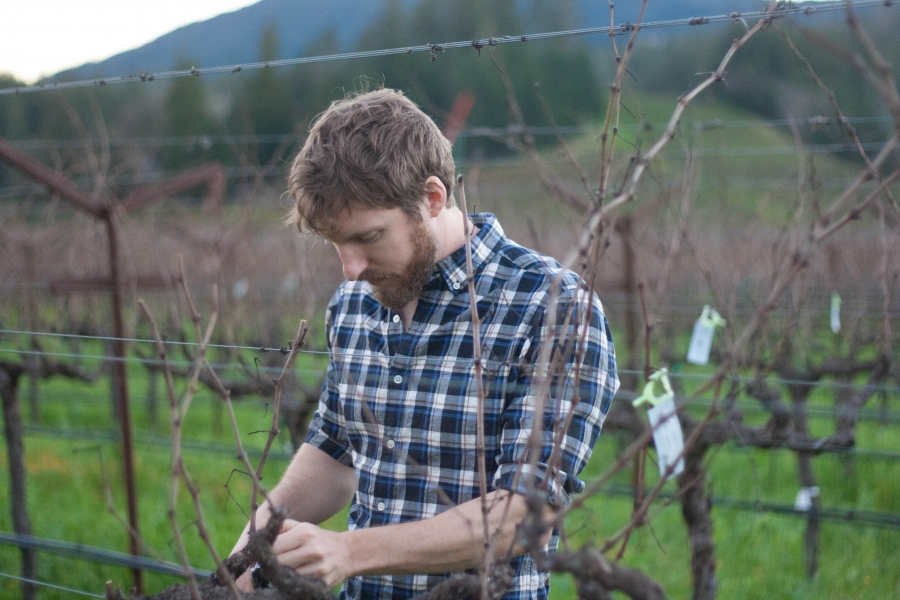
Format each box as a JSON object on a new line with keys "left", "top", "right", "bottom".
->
{"left": 304, "top": 426, "right": 354, "bottom": 468}
{"left": 492, "top": 462, "right": 573, "bottom": 508}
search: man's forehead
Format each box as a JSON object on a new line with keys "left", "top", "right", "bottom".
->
{"left": 325, "top": 205, "right": 407, "bottom": 240}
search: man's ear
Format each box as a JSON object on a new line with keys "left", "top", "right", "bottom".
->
{"left": 423, "top": 176, "right": 447, "bottom": 218}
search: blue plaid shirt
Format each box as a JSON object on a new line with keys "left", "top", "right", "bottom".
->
{"left": 305, "top": 213, "right": 618, "bottom": 600}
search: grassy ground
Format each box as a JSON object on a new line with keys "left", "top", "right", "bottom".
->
{"left": 1, "top": 334, "right": 898, "bottom": 600}
{"left": 466, "top": 93, "right": 876, "bottom": 229}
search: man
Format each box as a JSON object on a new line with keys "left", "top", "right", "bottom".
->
{"left": 232, "top": 88, "right": 618, "bottom": 599}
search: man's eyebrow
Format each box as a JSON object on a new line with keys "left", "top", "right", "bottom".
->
{"left": 332, "top": 226, "right": 384, "bottom": 243}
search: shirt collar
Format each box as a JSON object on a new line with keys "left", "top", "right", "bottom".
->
{"left": 431, "top": 213, "right": 505, "bottom": 295}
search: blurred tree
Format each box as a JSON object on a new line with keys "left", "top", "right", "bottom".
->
{"left": 232, "top": 24, "right": 296, "bottom": 165}
{"left": 348, "top": 0, "right": 603, "bottom": 158}
{"left": 291, "top": 26, "right": 352, "bottom": 131}
{"left": 160, "top": 57, "right": 222, "bottom": 171}
{"left": 0, "top": 74, "right": 29, "bottom": 140}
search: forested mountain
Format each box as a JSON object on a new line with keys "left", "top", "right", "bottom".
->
{"left": 51, "top": 0, "right": 767, "bottom": 82}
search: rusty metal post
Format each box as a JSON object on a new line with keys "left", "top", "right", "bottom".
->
{"left": 1, "top": 366, "right": 38, "bottom": 600}
{"left": 1, "top": 136, "right": 226, "bottom": 594}
{"left": 105, "top": 209, "right": 143, "bottom": 594}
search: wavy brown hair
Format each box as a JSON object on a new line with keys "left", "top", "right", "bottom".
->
{"left": 287, "top": 88, "right": 456, "bottom": 235}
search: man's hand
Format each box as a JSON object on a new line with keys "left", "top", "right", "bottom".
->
{"left": 228, "top": 445, "right": 356, "bottom": 590}
{"left": 272, "top": 519, "right": 351, "bottom": 588}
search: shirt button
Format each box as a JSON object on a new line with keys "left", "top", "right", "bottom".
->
{"left": 392, "top": 314, "right": 400, "bottom": 324}
{"left": 452, "top": 282, "right": 461, "bottom": 290}
{"left": 393, "top": 374, "right": 403, "bottom": 384}
{"left": 377, "top": 501, "right": 386, "bottom": 511}
{"left": 386, "top": 439, "right": 396, "bottom": 449}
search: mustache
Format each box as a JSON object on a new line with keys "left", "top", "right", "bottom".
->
{"left": 360, "top": 269, "right": 396, "bottom": 284}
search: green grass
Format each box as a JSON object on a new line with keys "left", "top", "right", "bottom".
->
{"left": 0, "top": 382, "right": 333, "bottom": 599}
{"left": 464, "top": 92, "right": 885, "bottom": 238}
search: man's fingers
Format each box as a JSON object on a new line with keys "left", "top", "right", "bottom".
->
{"left": 294, "top": 562, "right": 339, "bottom": 587}
{"left": 268, "top": 525, "right": 346, "bottom": 588}
{"left": 278, "top": 544, "right": 325, "bottom": 569}
{"left": 235, "top": 568, "right": 253, "bottom": 592}
{"left": 271, "top": 521, "right": 316, "bottom": 555}
{"left": 279, "top": 517, "right": 301, "bottom": 534}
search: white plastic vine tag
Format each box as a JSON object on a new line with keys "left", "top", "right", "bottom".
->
{"left": 830, "top": 292, "right": 841, "bottom": 334}
{"left": 648, "top": 398, "right": 685, "bottom": 480}
{"left": 794, "top": 486, "right": 820, "bottom": 511}
{"left": 632, "top": 369, "right": 684, "bottom": 480}
{"left": 687, "top": 305, "right": 726, "bottom": 365}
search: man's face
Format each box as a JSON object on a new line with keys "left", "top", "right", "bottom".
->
{"left": 326, "top": 204, "right": 437, "bottom": 311}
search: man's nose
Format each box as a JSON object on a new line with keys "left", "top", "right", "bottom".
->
{"left": 337, "top": 245, "right": 367, "bottom": 281}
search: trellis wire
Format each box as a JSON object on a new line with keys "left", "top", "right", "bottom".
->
{"left": 23, "top": 425, "right": 295, "bottom": 460}
{"left": 0, "top": 532, "right": 212, "bottom": 579}
{"left": 20, "top": 423, "right": 900, "bottom": 461}
{"left": 2, "top": 115, "right": 894, "bottom": 151}
{"left": 0, "top": 571, "right": 105, "bottom": 599}
{"left": 0, "top": 348, "right": 329, "bottom": 378}
{"left": 0, "top": 328, "right": 328, "bottom": 357}
{"left": 600, "top": 483, "right": 900, "bottom": 529}
{"left": 0, "top": 0, "right": 889, "bottom": 96}
{"left": 2, "top": 146, "right": 897, "bottom": 202}
{"left": 0, "top": 139, "right": 893, "bottom": 190}
{"left": 25, "top": 378, "right": 900, "bottom": 425}
{"left": 1, "top": 339, "right": 897, "bottom": 394}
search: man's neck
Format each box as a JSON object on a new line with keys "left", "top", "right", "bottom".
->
{"left": 398, "top": 208, "right": 477, "bottom": 332}
{"left": 399, "top": 301, "right": 417, "bottom": 332}
{"left": 433, "top": 206, "right": 472, "bottom": 263}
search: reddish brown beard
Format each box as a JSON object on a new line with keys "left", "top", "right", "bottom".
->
{"left": 363, "top": 215, "right": 437, "bottom": 312}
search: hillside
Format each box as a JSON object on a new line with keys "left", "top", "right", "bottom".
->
{"left": 50, "top": 0, "right": 771, "bottom": 82}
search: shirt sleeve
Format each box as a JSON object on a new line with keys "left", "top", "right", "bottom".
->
{"left": 492, "top": 283, "right": 618, "bottom": 507}
{"left": 303, "top": 293, "right": 355, "bottom": 467}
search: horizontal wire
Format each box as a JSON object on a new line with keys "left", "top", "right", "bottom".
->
{"left": 0, "top": 328, "right": 329, "bottom": 357}
{"left": 600, "top": 483, "right": 900, "bottom": 528}
{"left": 0, "top": 571, "right": 105, "bottom": 599}
{"left": 722, "top": 443, "right": 900, "bottom": 460}
{"left": 0, "top": 346, "right": 624, "bottom": 384}
{"left": 0, "top": 532, "right": 213, "bottom": 579}
{"left": 0, "top": 0, "right": 888, "bottom": 96}
{"left": 673, "top": 395, "right": 900, "bottom": 425}
{"left": 2, "top": 141, "right": 896, "bottom": 201}
{"left": 24, "top": 425, "right": 294, "bottom": 460}
{"left": 1, "top": 330, "right": 897, "bottom": 393}
{"left": 0, "top": 346, "right": 636, "bottom": 388}
{"left": 0, "top": 164, "right": 284, "bottom": 199}
{"left": 15, "top": 359, "right": 900, "bottom": 425}
{"left": 4, "top": 133, "right": 303, "bottom": 151}
{"left": 42, "top": 380, "right": 900, "bottom": 425}
{"left": 1, "top": 140, "right": 893, "bottom": 191}
{"left": 1, "top": 340, "right": 897, "bottom": 394}
{"left": 21, "top": 422, "right": 900, "bottom": 460}
{"left": 665, "top": 140, "right": 894, "bottom": 158}
{"left": 616, "top": 368, "right": 900, "bottom": 394}
{"left": 29, "top": 372, "right": 900, "bottom": 426}
{"left": 2, "top": 115, "right": 893, "bottom": 151}
{"left": 0, "top": 348, "right": 331, "bottom": 378}
{"left": 1, "top": 280, "right": 897, "bottom": 315}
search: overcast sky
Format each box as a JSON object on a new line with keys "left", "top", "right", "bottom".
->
{"left": 0, "top": 0, "right": 258, "bottom": 84}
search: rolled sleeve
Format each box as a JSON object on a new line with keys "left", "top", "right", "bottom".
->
{"left": 492, "top": 284, "right": 618, "bottom": 508}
